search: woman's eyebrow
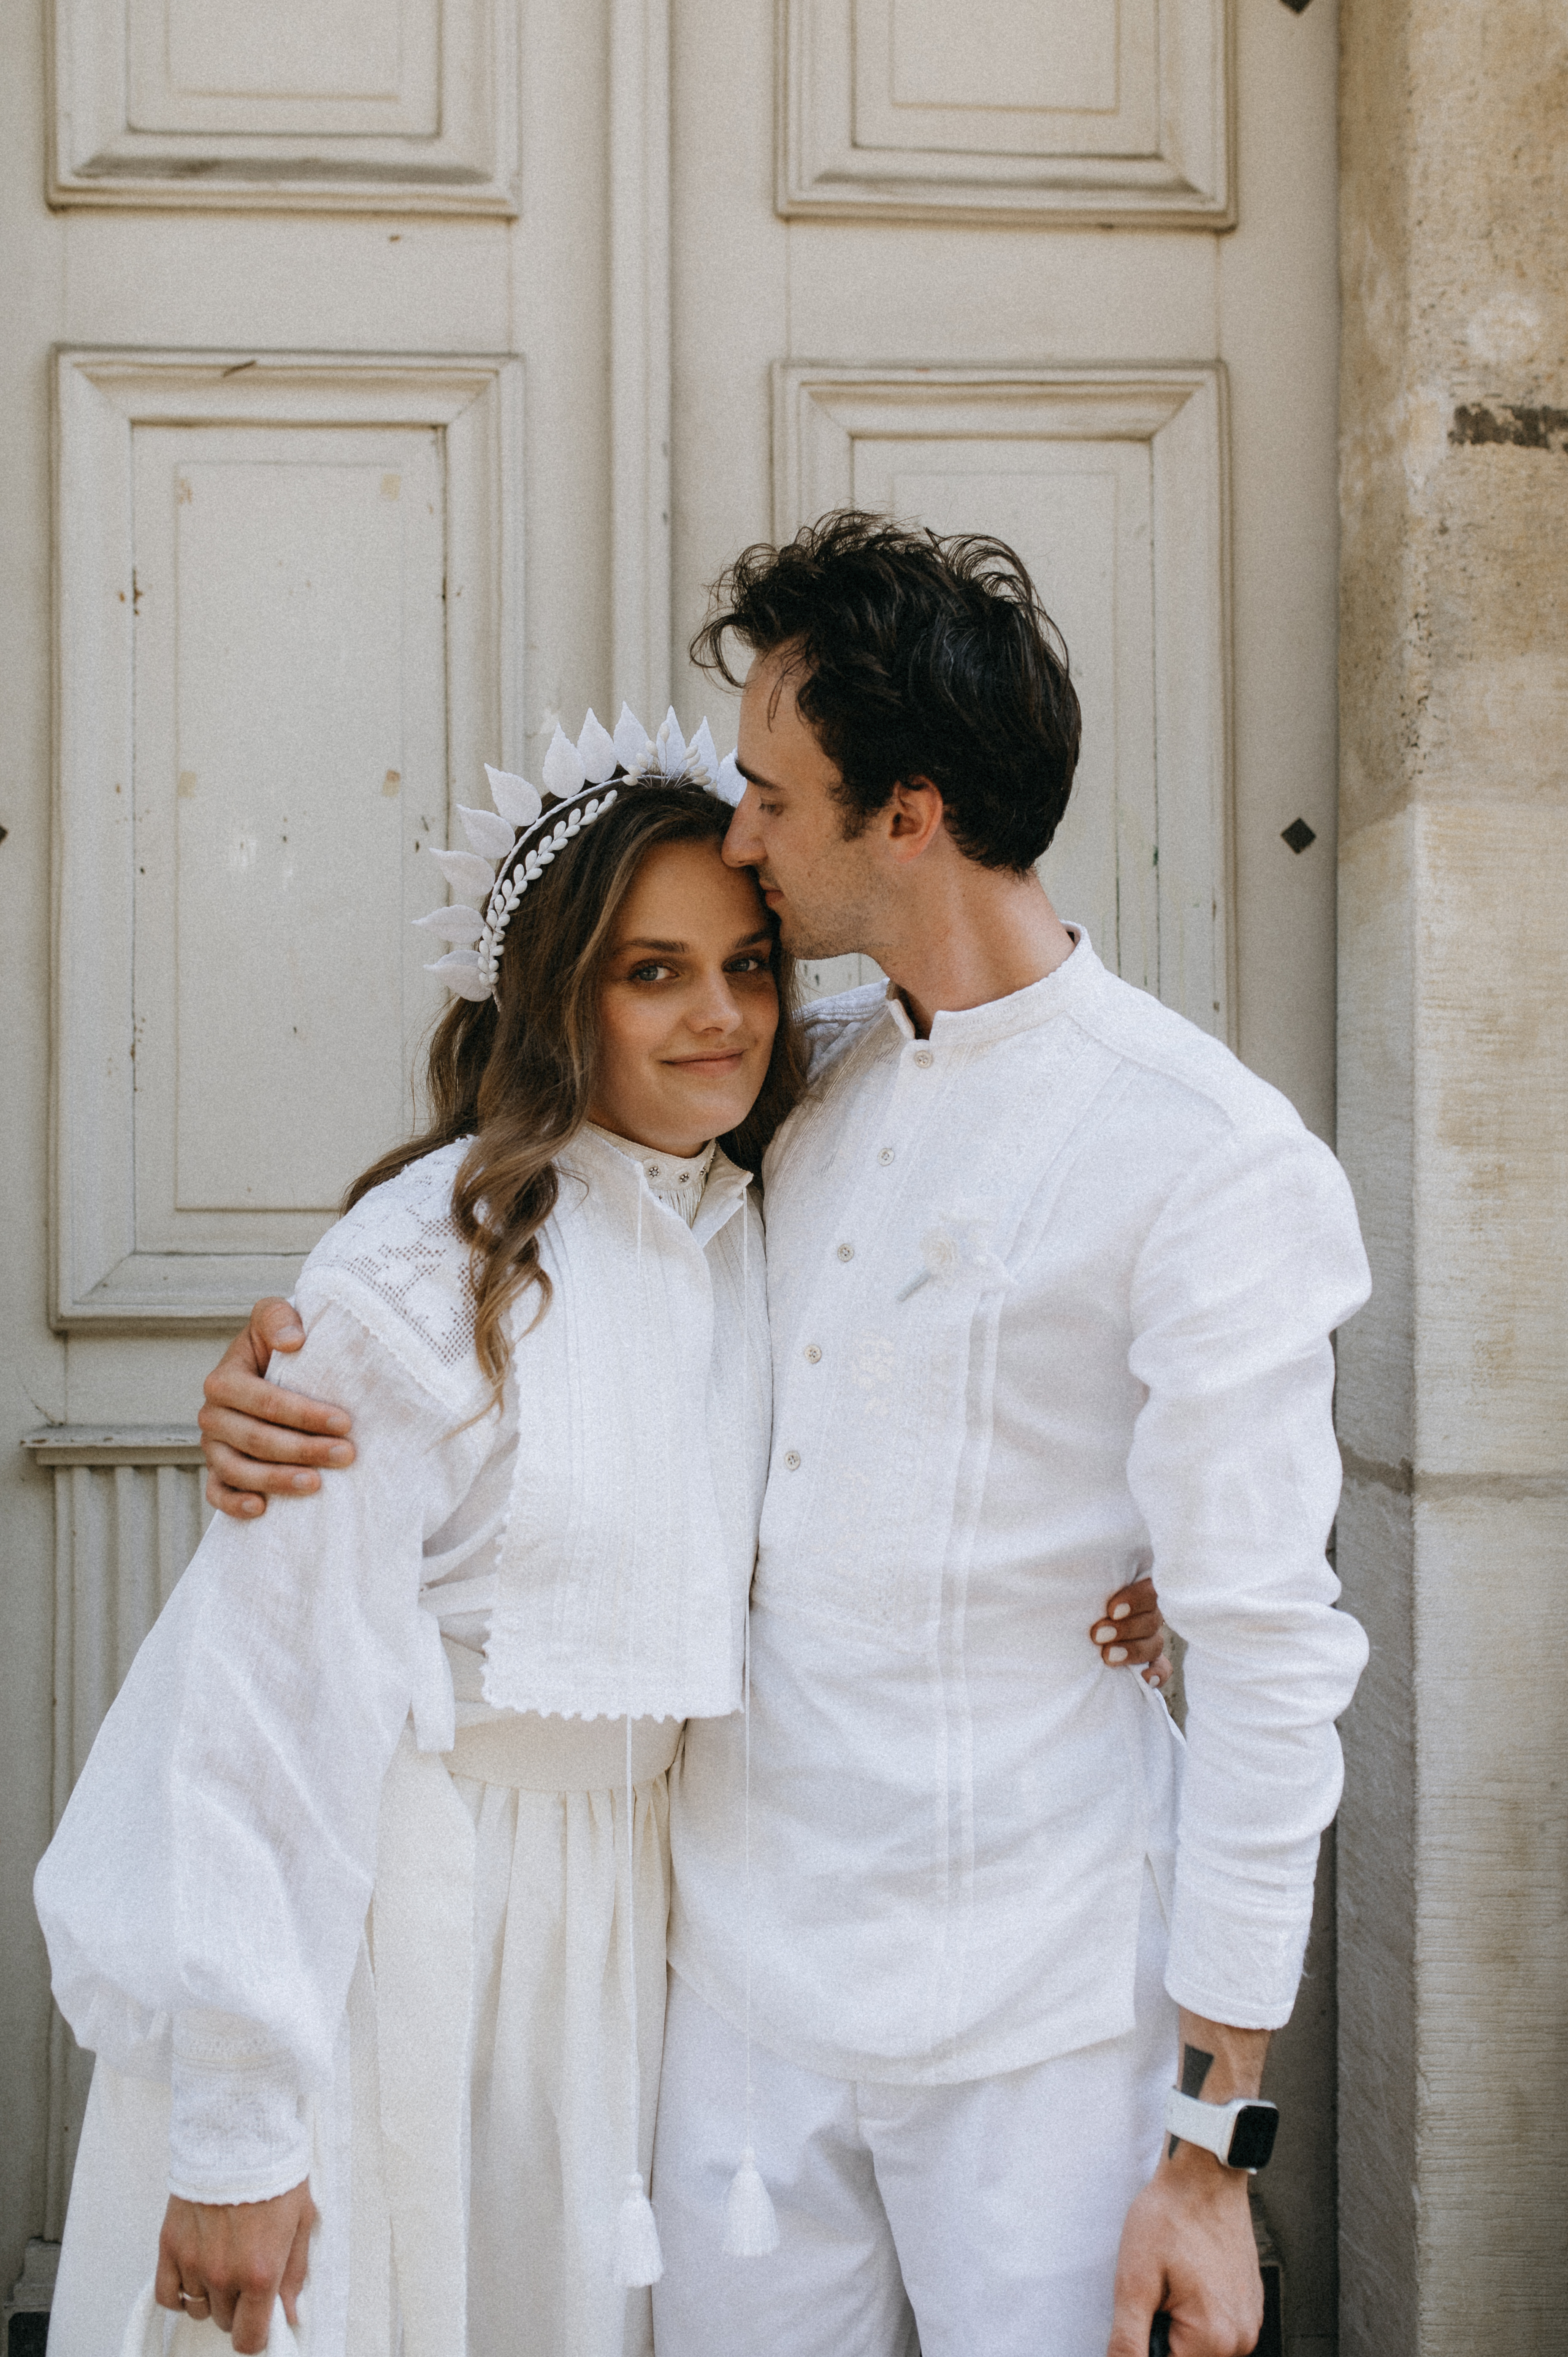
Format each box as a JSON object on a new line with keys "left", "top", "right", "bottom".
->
{"left": 614, "top": 928, "right": 773, "bottom": 956}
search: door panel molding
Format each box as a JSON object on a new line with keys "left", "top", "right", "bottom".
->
{"left": 49, "top": 0, "right": 519, "bottom": 212}
{"left": 52, "top": 347, "right": 523, "bottom": 1328}
{"left": 609, "top": 0, "right": 673, "bottom": 719}
{"left": 773, "top": 361, "right": 1234, "bottom": 1038}
{"left": 777, "top": 0, "right": 1234, "bottom": 227}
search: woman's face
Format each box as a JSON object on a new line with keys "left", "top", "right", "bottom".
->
{"left": 589, "top": 836, "right": 780, "bottom": 1155}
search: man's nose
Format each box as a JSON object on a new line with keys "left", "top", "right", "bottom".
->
{"left": 722, "top": 791, "right": 761, "bottom": 867}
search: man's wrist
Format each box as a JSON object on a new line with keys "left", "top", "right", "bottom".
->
{"left": 1163, "top": 2135, "right": 1254, "bottom": 2194}
{"left": 1164, "top": 2086, "right": 1279, "bottom": 2172}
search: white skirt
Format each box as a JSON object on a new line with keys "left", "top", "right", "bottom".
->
{"left": 48, "top": 1709, "right": 680, "bottom": 2357}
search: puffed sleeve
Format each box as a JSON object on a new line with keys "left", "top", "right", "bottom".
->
{"left": 34, "top": 1291, "right": 495, "bottom": 2202}
{"left": 1126, "top": 1116, "right": 1371, "bottom": 2028}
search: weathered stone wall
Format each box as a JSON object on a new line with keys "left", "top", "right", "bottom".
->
{"left": 1336, "top": 3, "right": 1568, "bottom": 2350}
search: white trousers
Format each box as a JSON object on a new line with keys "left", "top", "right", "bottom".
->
{"left": 650, "top": 1871, "right": 1177, "bottom": 2357}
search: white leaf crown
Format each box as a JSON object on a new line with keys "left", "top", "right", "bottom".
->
{"left": 414, "top": 704, "right": 745, "bottom": 1004}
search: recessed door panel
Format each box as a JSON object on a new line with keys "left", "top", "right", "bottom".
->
{"left": 857, "top": 443, "right": 1157, "bottom": 989}
{"left": 130, "top": 426, "right": 445, "bottom": 1237}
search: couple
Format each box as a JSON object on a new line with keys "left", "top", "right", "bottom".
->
{"left": 36, "top": 513, "right": 1370, "bottom": 2357}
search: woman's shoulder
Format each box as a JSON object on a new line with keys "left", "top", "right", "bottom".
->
{"left": 295, "top": 1140, "right": 484, "bottom": 1403}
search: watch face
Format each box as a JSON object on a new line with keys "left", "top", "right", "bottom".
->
{"left": 1227, "top": 2104, "right": 1279, "bottom": 2172}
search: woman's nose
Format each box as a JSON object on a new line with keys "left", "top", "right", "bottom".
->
{"left": 689, "top": 974, "right": 743, "bottom": 1031}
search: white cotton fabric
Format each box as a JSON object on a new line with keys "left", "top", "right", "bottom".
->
{"left": 35, "top": 1127, "right": 766, "bottom": 2357}
{"left": 653, "top": 1871, "right": 1178, "bottom": 2357}
{"left": 669, "top": 931, "right": 1372, "bottom": 2083}
{"left": 49, "top": 1718, "right": 675, "bottom": 2357}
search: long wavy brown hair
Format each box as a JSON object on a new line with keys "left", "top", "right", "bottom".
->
{"left": 347, "top": 779, "right": 807, "bottom": 1403}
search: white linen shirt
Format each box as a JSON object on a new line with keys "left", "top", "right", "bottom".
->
{"left": 669, "top": 934, "right": 1371, "bottom": 2084}
{"left": 35, "top": 1131, "right": 767, "bottom": 2202}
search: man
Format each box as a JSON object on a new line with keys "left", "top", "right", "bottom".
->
{"left": 201, "top": 514, "right": 1369, "bottom": 2357}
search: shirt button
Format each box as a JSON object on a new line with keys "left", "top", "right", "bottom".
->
{"left": 836, "top": 1242, "right": 854, "bottom": 1261}
{"left": 804, "top": 1344, "right": 821, "bottom": 1363}
{"left": 877, "top": 1147, "right": 895, "bottom": 1164}
{"left": 783, "top": 1449, "right": 802, "bottom": 1470}
{"left": 913, "top": 1048, "right": 934, "bottom": 1069}
{"left": 646, "top": 1163, "right": 661, "bottom": 1177}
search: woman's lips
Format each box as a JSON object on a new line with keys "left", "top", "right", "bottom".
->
{"left": 666, "top": 1052, "right": 746, "bottom": 1074}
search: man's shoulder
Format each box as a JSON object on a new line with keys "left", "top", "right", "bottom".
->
{"left": 1071, "top": 966, "right": 1308, "bottom": 1152}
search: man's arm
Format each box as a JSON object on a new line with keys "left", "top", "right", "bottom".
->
{"left": 200, "top": 1298, "right": 356, "bottom": 1518}
{"left": 1107, "top": 1118, "right": 1370, "bottom": 2357}
{"left": 1107, "top": 2013, "right": 1268, "bottom": 2357}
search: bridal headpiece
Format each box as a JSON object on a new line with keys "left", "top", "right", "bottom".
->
{"left": 416, "top": 704, "right": 744, "bottom": 1003}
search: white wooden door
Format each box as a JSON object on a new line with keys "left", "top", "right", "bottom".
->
{"left": 2, "top": 5, "right": 1343, "bottom": 2346}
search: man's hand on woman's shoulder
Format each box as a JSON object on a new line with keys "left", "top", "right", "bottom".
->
{"left": 200, "top": 1297, "right": 356, "bottom": 1519}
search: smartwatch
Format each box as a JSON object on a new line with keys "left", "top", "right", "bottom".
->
{"left": 1163, "top": 2088, "right": 1279, "bottom": 2172}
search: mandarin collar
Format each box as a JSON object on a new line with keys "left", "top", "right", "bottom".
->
{"left": 879, "top": 926, "right": 1099, "bottom": 1051}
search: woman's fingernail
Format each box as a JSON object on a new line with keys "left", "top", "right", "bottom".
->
{"left": 327, "top": 1443, "right": 353, "bottom": 1465}
{"left": 1107, "top": 1645, "right": 1128, "bottom": 1663}
{"left": 1112, "top": 1601, "right": 1131, "bottom": 1619}
{"left": 290, "top": 1471, "right": 317, "bottom": 1492}
{"left": 1093, "top": 1623, "right": 1117, "bottom": 1644}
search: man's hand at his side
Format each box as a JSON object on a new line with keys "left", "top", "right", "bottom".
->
{"left": 1106, "top": 2011, "right": 1269, "bottom": 2357}
{"left": 200, "top": 1298, "right": 355, "bottom": 1520}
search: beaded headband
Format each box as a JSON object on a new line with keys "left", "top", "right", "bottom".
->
{"left": 415, "top": 704, "right": 744, "bottom": 1003}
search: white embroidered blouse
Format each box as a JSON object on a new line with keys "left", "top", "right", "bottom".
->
{"left": 36, "top": 1127, "right": 768, "bottom": 2201}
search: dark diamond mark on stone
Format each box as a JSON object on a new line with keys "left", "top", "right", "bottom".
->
{"left": 1281, "top": 818, "right": 1317, "bottom": 854}
{"left": 1280, "top": 0, "right": 1313, "bottom": 11}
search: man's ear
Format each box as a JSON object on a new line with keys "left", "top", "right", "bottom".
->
{"left": 885, "top": 776, "right": 945, "bottom": 862}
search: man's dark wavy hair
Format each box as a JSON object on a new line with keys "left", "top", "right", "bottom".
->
{"left": 690, "top": 510, "right": 1081, "bottom": 873}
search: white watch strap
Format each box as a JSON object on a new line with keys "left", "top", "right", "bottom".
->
{"left": 1164, "top": 2087, "right": 1248, "bottom": 2164}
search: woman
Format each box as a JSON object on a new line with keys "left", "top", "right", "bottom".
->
{"left": 36, "top": 705, "right": 1167, "bottom": 2357}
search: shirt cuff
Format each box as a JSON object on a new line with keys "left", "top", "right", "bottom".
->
{"left": 1162, "top": 1856, "right": 1320, "bottom": 2031}
{"left": 168, "top": 2010, "right": 311, "bottom": 2205}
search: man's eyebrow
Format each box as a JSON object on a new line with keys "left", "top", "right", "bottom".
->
{"left": 734, "top": 757, "right": 785, "bottom": 790}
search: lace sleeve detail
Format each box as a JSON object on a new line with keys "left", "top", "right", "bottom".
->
{"left": 295, "top": 1141, "right": 490, "bottom": 1413}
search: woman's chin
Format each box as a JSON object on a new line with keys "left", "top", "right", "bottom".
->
{"left": 659, "top": 1077, "right": 761, "bottom": 1144}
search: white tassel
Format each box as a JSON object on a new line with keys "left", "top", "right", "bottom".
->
{"left": 723, "top": 2148, "right": 780, "bottom": 2257}
{"left": 614, "top": 2171, "right": 664, "bottom": 2286}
